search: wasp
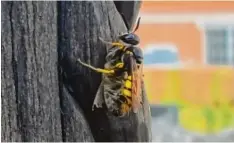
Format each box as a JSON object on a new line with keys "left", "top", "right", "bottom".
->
{"left": 77, "top": 16, "right": 143, "bottom": 117}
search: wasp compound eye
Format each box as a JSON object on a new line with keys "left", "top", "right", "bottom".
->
{"left": 119, "top": 33, "right": 140, "bottom": 45}
{"left": 126, "top": 34, "right": 134, "bottom": 39}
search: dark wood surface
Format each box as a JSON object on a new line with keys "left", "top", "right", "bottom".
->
{"left": 1, "top": 1, "right": 152, "bottom": 142}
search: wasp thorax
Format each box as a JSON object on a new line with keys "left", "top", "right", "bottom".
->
{"left": 118, "top": 33, "right": 140, "bottom": 45}
{"left": 126, "top": 46, "right": 143, "bottom": 65}
{"left": 133, "top": 47, "right": 143, "bottom": 64}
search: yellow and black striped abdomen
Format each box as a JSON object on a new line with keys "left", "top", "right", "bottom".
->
{"left": 122, "top": 76, "right": 132, "bottom": 97}
{"left": 112, "top": 61, "right": 132, "bottom": 98}
{"left": 119, "top": 76, "right": 133, "bottom": 114}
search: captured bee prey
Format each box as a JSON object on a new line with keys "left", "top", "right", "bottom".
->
{"left": 78, "top": 17, "right": 143, "bottom": 117}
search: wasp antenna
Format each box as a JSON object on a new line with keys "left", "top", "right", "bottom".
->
{"left": 120, "top": 13, "right": 130, "bottom": 33}
{"left": 133, "top": 17, "right": 141, "bottom": 33}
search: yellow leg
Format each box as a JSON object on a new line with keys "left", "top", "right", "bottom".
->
{"left": 77, "top": 59, "right": 114, "bottom": 74}
{"left": 115, "top": 62, "right": 124, "bottom": 68}
{"left": 99, "top": 37, "right": 124, "bottom": 49}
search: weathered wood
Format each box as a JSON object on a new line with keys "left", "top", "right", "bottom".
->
{"left": 59, "top": 1, "right": 152, "bottom": 142}
{"left": 1, "top": 1, "right": 151, "bottom": 142}
{"left": 1, "top": 2, "right": 22, "bottom": 141}
{"left": 1, "top": 1, "right": 94, "bottom": 142}
{"left": 59, "top": 86, "right": 94, "bottom": 142}
{"left": 114, "top": 1, "right": 142, "bottom": 31}
{"left": 1, "top": 1, "right": 62, "bottom": 141}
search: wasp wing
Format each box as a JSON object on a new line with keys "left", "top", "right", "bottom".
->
{"left": 130, "top": 56, "right": 143, "bottom": 113}
{"left": 92, "top": 79, "right": 105, "bottom": 110}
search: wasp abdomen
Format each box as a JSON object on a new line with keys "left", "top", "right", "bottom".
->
{"left": 122, "top": 76, "right": 132, "bottom": 97}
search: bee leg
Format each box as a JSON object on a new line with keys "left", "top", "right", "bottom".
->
{"left": 77, "top": 59, "right": 114, "bottom": 74}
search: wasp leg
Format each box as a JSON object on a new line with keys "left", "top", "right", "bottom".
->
{"left": 99, "top": 37, "right": 112, "bottom": 45}
{"left": 99, "top": 37, "right": 124, "bottom": 48}
{"left": 77, "top": 59, "right": 114, "bottom": 74}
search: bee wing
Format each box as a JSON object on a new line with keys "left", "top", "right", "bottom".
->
{"left": 130, "top": 56, "right": 143, "bottom": 113}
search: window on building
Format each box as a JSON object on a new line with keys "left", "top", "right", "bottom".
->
{"left": 143, "top": 44, "right": 180, "bottom": 65}
{"left": 205, "top": 26, "right": 234, "bottom": 66}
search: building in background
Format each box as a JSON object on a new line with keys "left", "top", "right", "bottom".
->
{"left": 137, "top": 1, "right": 234, "bottom": 66}
{"left": 137, "top": 1, "right": 234, "bottom": 133}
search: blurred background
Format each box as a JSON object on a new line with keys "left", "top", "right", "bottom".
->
{"left": 136, "top": 1, "right": 234, "bottom": 141}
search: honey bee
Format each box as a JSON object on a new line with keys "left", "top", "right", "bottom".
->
{"left": 77, "top": 17, "right": 143, "bottom": 117}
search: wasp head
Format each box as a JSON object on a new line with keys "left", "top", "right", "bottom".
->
{"left": 118, "top": 16, "right": 141, "bottom": 46}
{"left": 118, "top": 33, "right": 140, "bottom": 45}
